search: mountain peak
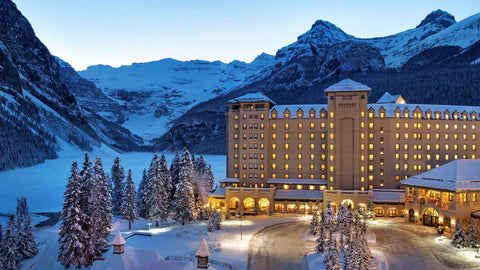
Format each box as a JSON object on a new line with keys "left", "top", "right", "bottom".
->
{"left": 417, "top": 9, "right": 456, "bottom": 28}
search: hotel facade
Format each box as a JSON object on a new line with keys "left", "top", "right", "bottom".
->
{"left": 208, "top": 79, "right": 480, "bottom": 218}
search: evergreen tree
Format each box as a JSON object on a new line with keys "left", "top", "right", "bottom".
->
{"left": 466, "top": 218, "right": 479, "bottom": 248}
{"left": 207, "top": 210, "right": 222, "bottom": 232}
{"left": 78, "top": 153, "right": 97, "bottom": 265}
{"left": 324, "top": 230, "right": 342, "bottom": 270}
{"left": 201, "top": 164, "right": 215, "bottom": 193}
{"left": 170, "top": 151, "right": 181, "bottom": 202}
{"left": 315, "top": 208, "right": 326, "bottom": 253}
{"left": 173, "top": 150, "right": 196, "bottom": 225}
{"left": 121, "top": 169, "right": 138, "bottom": 229}
{"left": 310, "top": 211, "right": 320, "bottom": 236}
{"left": 137, "top": 169, "right": 148, "bottom": 218}
{"left": 58, "top": 162, "right": 85, "bottom": 268}
{"left": 111, "top": 157, "right": 125, "bottom": 215}
{"left": 92, "top": 156, "right": 113, "bottom": 256}
{"left": 15, "top": 197, "right": 38, "bottom": 259}
{"left": 144, "top": 154, "right": 165, "bottom": 227}
{"left": 159, "top": 154, "right": 173, "bottom": 221}
{"left": 323, "top": 201, "right": 336, "bottom": 231}
{"left": 359, "top": 229, "right": 375, "bottom": 270}
{"left": 365, "top": 196, "right": 374, "bottom": 220}
{"left": 344, "top": 228, "right": 361, "bottom": 270}
{"left": 1, "top": 215, "right": 20, "bottom": 270}
{"left": 195, "top": 155, "right": 207, "bottom": 176}
{"left": 452, "top": 218, "right": 467, "bottom": 248}
{"left": 0, "top": 223, "right": 3, "bottom": 244}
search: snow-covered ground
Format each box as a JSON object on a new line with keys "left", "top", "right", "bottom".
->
{"left": 20, "top": 214, "right": 308, "bottom": 270}
{"left": 0, "top": 144, "right": 226, "bottom": 213}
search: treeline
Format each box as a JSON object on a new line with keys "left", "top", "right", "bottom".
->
{"left": 58, "top": 149, "right": 216, "bottom": 268}
{"left": 0, "top": 197, "right": 38, "bottom": 270}
{"left": 0, "top": 103, "right": 57, "bottom": 171}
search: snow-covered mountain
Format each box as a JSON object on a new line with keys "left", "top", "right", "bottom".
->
{"left": 79, "top": 10, "right": 480, "bottom": 145}
{"left": 152, "top": 10, "right": 480, "bottom": 154}
{"left": 0, "top": 0, "right": 145, "bottom": 171}
{"left": 78, "top": 54, "right": 274, "bottom": 139}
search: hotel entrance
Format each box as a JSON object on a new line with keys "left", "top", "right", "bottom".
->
{"left": 423, "top": 208, "right": 439, "bottom": 227}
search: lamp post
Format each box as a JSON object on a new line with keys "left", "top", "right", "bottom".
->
{"left": 147, "top": 222, "right": 152, "bottom": 231}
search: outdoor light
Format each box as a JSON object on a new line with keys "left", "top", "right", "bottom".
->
{"left": 147, "top": 222, "right": 152, "bottom": 230}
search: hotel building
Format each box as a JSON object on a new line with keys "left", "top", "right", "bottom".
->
{"left": 208, "top": 79, "right": 480, "bottom": 217}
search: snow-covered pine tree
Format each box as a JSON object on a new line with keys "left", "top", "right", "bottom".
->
{"left": 359, "top": 228, "right": 375, "bottom": 270}
{"left": 1, "top": 215, "right": 20, "bottom": 270}
{"left": 365, "top": 196, "right": 374, "bottom": 220}
{"left": 121, "top": 169, "right": 138, "bottom": 229}
{"left": 324, "top": 230, "right": 342, "bottom": 270}
{"left": 344, "top": 228, "right": 361, "bottom": 270}
{"left": 452, "top": 218, "right": 466, "bottom": 248}
{"left": 323, "top": 201, "right": 336, "bottom": 232}
{"left": 144, "top": 154, "right": 162, "bottom": 226}
{"left": 58, "top": 162, "right": 85, "bottom": 268}
{"left": 159, "top": 154, "right": 173, "bottom": 221}
{"left": 79, "top": 153, "right": 97, "bottom": 265}
{"left": 15, "top": 197, "right": 38, "bottom": 259}
{"left": 170, "top": 151, "right": 181, "bottom": 202}
{"left": 310, "top": 211, "right": 320, "bottom": 236}
{"left": 466, "top": 218, "right": 479, "bottom": 248}
{"left": 207, "top": 210, "right": 222, "bottom": 232}
{"left": 111, "top": 157, "right": 125, "bottom": 215}
{"left": 201, "top": 164, "right": 215, "bottom": 193}
{"left": 315, "top": 208, "right": 326, "bottom": 253}
{"left": 93, "top": 157, "right": 113, "bottom": 256}
{"left": 0, "top": 223, "right": 3, "bottom": 244}
{"left": 173, "top": 150, "right": 196, "bottom": 225}
{"left": 137, "top": 169, "right": 148, "bottom": 218}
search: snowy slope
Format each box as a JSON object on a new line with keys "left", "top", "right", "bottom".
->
{"left": 79, "top": 54, "right": 274, "bottom": 139}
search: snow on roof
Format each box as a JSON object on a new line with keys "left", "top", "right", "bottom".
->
{"left": 376, "top": 92, "right": 404, "bottom": 104}
{"left": 112, "top": 231, "right": 126, "bottom": 245}
{"left": 228, "top": 93, "right": 275, "bottom": 104}
{"left": 219, "top": 178, "right": 240, "bottom": 183}
{"left": 209, "top": 187, "right": 225, "bottom": 197}
{"left": 372, "top": 190, "right": 405, "bottom": 203}
{"left": 324, "top": 79, "right": 372, "bottom": 93}
{"left": 92, "top": 246, "right": 194, "bottom": 270}
{"left": 270, "top": 104, "right": 327, "bottom": 119}
{"left": 401, "top": 160, "right": 480, "bottom": 192}
{"left": 274, "top": 189, "right": 323, "bottom": 201}
{"left": 195, "top": 239, "right": 210, "bottom": 257}
{"left": 267, "top": 178, "right": 328, "bottom": 185}
{"left": 368, "top": 103, "right": 480, "bottom": 120}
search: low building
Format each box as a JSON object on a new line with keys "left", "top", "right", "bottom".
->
{"left": 401, "top": 159, "right": 480, "bottom": 230}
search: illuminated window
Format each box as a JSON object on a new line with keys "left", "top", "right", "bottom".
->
{"left": 311, "top": 164, "right": 315, "bottom": 171}
{"left": 285, "top": 133, "right": 289, "bottom": 140}
{"left": 284, "top": 110, "right": 290, "bottom": 118}
{"left": 298, "top": 133, "right": 302, "bottom": 140}
{"left": 234, "top": 143, "right": 238, "bottom": 149}
{"left": 368, "top": 154, "right": 374, "bottom": 161}
{"left": 310, "top": 154, "right": 315, "bottom": 160}
{"left": 329, "top": 165, "right": 334, "bottom": 172}
{"left": 298, "top": 153, "right": 302, "bottom": 160}
{"left": 320, "top": 122, "right": 326, "bottom": 129}
{"left": 310, "top": 122, "right": 315, "bottom": 129}
{"left": 395, "top": 153, "right": 400, "bottom": 160}
{"left": 298, "top": 143, "right": 302, "bottom": 150}
{"left": 329, "top": 155, "right": 334, "bottom": 161}
{"left": 285, "top": 143, "right": 289, "bottom": 150}
{"left": 445, "top": 144, "right": 449, "bottom": 151}
{"left": 361, "top": 122, "right": 365, "bottom": 128}
{"left": 404, "top": 123, "right": 409, "bottom": 130}
{"left": 404, "top": 144, "right": 409, "bottom": 151}
{"left": 284, "top": 153, "right": 289, "bottom": 160}
{"left": 361, "top": 154, "right": 365, "bottom": 161}
{"left": 298, "top": 123, "right": 303, "bottom": 129}
{"left": 395, "top": 164, "right": 400, "bottom": 170}
{"left": 330, "top": 133, "right": 334, "bottom": 140}
{"left": 272, "top": 143, "right": 276, "bottom": 150}
{"left": 361, "top": 165, "right": 365, "bottom": 172}
{"left": 404, "top": 164, "right": 408, "bottom": 171}
{"left": 272, "top": 123, "right": 277, "bottom": 130}
{"left": 329, "top": 122, "right": 334, "bottom": 129}
{"left": 309, "top": 111, "right": 315, "bottom": 118}
{"left": 311, "top": 143, "right": 315, "bottom": 150}
{"left": 285, "top": 123, "right": 289, "bottom": 129}
{"left": 404, "top": 133, "right": 409, "bottom": 140}
{"left": 329, "top": 144, "right": 334, "bottom": 150}
{"left": 297, "top": 164, "right": 302, "bottom": 170}
{"left": 272, "top": 163, "right": 276, "bottom": 170}
{"left": 272, "top": 133, "right": 277, "bottom": 140}
{"left": 368, "top": 165, "right": 374, "bottom": 172}
{"left": 361, "top": 133, "right": 365, "bottom": 140}
{"left": 329, "top": 112, "right": 334, "bottom": 118}
{"left": 283, "top": 184, "right": 289, "bottom": 189}
{"left": 310, "top": 133, "right": 315, "bottom": 140}
{"left": 234, "top": 133, "right": 238, "bottom": 139}
{"left": 395, "top": 133, "right": 400, "bottom": 140}
{"left": 368, "top": 143, "right": 374, "bottom": 150}
{"left": 380, "top": 112, "right": 385, "bottom": 118}
{"left": 369, "top": 123, "right": 374, "bottom": 129}
{"left": 396, "top": 123, "right": 400, "bottom": 129}
{"left": 285, "top": 164, "right": 289, "bottom": 170}
{"left": 361, "top": 111, "right": 365, "bottom": 117}
{"left": 404, "top": 153, "right": 409, "bottom": 160}
{"left": 368, "top": 112, "right": 374, "bottom": 119}
{"left": 234, "top": 124, "right": 239, "bottom": 129}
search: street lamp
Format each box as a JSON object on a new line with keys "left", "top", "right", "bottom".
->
{"left": 147, "top": 222, "right": 152, "bottom": 231}
{"left": 236, "top": 214, "right": 246, "bottom": 240}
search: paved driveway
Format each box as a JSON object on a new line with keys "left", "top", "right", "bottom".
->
{"left": 246, "top": 221, "right": 315, "bottom": 270}
{"left": 370, "top": 218, "right": 480, "bottom": 270}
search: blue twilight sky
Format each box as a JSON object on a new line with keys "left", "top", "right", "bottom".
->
{"left": 12, "top": 0, "right": 479, "bottom": 71}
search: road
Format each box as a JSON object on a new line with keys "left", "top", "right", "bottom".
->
{"left": 369, "top": 219, "right": 480, "bottom": 270}
{"left": 246, "top": 221, "right": 315, "bottom": 270}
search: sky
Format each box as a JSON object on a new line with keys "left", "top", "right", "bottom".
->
{"left": 12, "top": 0, "right": 479, "bottom": 71}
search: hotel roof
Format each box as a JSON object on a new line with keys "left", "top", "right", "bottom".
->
{"left": 324, "top": 78, "right": 372, "bottom": 93}
{"left": 401, "top": 160, "right": 480, "bottom": 192}
{"left": 228, "top": 93, "right": 275, "bottom": 104}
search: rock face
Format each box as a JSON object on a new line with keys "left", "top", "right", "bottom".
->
{"left": 0, "top": 0, "right": 144, "bottom": 170}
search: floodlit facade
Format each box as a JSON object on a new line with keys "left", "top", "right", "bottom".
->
{"left": 209, "top": 79, "right": 480, "bottom": 217}
{"left": 402, "top": 159, "right": 480, "bottom": 230}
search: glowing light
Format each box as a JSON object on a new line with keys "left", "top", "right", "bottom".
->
{"left": 414, "top": 212, "right": 418, "bottom": 217}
